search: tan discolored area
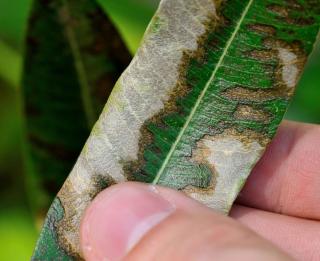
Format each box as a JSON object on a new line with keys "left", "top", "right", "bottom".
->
{"left": 224, "top": 36, "right": 306, "bottom": 104}
{"left": 182, "top": 182, "right": 216, "bottom": 202}
{"left": 215, "top": 128, "right": 270, "bottom": 149}
{"left": 57, "top": 155, "right": 117, "bottom": 257}
{"left": 248, "top": 17, "right": 307, "bottom": 93}
{"left": 267, "top": 2, "right": 315, "bottom": 26}
{"left": 267, "top": 4, "right": 289, "bottom": 17}
{"left": 223, "top": 87, "right": 278, "bottom": 102}
{"left": 265, "top": 38, "right": 307, "bottom": 94}
{"left": 278, "top": 47, "right": 299, "bottom": 88}
{"left": 249, "top": 49, "right": 277, "bottom": 61}
{"left": 184, "top": 136, "right": 220, "bottom": 196}
{"left": 234, "top": 104, "right": 271, "bottom": 122}
{"left": 123, "top": 2, "right": 225, "bottom": 181}
{"left": 183, "top": 128, "right": 268, "bottom": 213}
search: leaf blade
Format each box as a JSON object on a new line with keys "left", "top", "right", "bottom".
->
{"left": 33, "top": 0, "right": 320, "bottom": 259}
{"left": 23, "top": 0, "right": 132, "bottom": 219}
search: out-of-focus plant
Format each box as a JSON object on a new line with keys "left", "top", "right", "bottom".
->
{"left": 0, "top": 1, "right": 158, "bottom": 260}
{"left": 22, "top": 0, "right": 132, "bottom": 219}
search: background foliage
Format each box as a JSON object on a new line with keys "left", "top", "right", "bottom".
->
{"left": 0, "top": 0, "right": 318, "bottom": 259}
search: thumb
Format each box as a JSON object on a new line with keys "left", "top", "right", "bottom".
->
{"left": 80, "top": 182, "right": 292, "bottom": 261}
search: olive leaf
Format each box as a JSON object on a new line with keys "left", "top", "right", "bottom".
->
{"left": 32, "top": 0, "right": 320, "bottom": 259}
{"left": 22, "top": 0, "right": 131, "bottom": 217}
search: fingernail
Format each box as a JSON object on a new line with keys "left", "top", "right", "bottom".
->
{"left": 80, "top": 184, "right": 175, "bottom": 261}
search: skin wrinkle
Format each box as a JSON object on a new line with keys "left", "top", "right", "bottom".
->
{"left": 280, "top": 129, "right": 319, "bottom": 216}
{"left": 269, "top": 123, "right": 303, "bottom": 215}
{"left": 231, "top": 205, "right": 320, "bottom": 261}
{"left": 92, "top": 184, "right": 292, "bottom": 261}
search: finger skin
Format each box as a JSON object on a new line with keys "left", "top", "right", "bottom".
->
{"left": 81, "top": 183, "right": 292, "bottom": 261}
{"left": 231, "top": 205, "right": 320, "bottom": 261}
{"left": 126, "top": 208, "right": 291, "bottom": 261}
{"left": 238, "top": 121, "right": 320, "bottom": 219}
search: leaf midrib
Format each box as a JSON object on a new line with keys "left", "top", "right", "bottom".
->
{"left": 152, "top": 0, "right": 254, "bottom": 184}
{"left": 61, "top": 0, "right": 96, "bottom": 128}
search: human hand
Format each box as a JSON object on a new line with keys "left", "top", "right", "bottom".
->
{"left": 80, "top": 121, "right": 320, "bottom": 261}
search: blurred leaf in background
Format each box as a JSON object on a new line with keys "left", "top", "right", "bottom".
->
{"left": 99, "top": 0, "right": 159, "bottom": 52}
{"left": 0, "top": 1, "right": 158, "bottom": 260}
{"left": 0, "top": 0, "right": 32, "bottom": 49}
{"left": 0, "top": 75, "right": 38, "bottom": 261}
{"left": 22, "top": 0, "right": 132, "bottom": 219}
{"left": 0, "top": 79, "right": 24, "bottom": 206}
{"left": 0, "top": 0, "right": 42, "bottom": 242}
{"left": 0, "top": 0, "right": 37, "bottom": 260}
{"left": 286, "top": 37, "right": 320, "bottom": 124}
{"left": 0, "top": 41, "right": 22, "bottom": 88}
{"left": 0, "top": 0, "right": 318, "bottom": 260}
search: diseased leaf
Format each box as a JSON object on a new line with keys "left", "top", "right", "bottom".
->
{"left": 33, "top": 0, "right": 320, "bottom": 259}
{"left": 22, "top": 0, "right": 132, "bottom": 217}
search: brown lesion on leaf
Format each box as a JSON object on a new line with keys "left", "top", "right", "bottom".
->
{"left": 265, "top": 38, "right": 307, "bottom": 93}
{"left": 223, "top": 86, "right": 278, "bottom": 102}
{"left": 267, "top": 4, "right": 289, "bottom": 18}
{"left": 57, "top": 171, "right": 116, "bottom": 259}
{"left": 234, "top": 104, "right": 271, "bottom": 123}
{"left": 191, "top": 141, "right": 217, "bottom": 177}
{"left": 225, "top": 36, "right": 306, "bottom": 104}
{"left": 286, "top": 16, "right": 316, "bottom": 26}
{"left": 248, "top": 23, "right": 276, "bottom": 36}
{"left": 56, "top": 178, "right": 85, "bottom": 259}
{"left": 123, "top": 6, "right": 226, "bottom": 181}
{"left": 268, "top": 2, "right": 316, "bottom": 26}
{"left": 180, "top": 136, "right": 219, "bottom": 199}
{"left": 182, "top": 127, "right": 269, "bottom": 203}
{"left": 88, "top": 174, "right": 117, "bottom": 198}
{"left": 181, "top": 182, "right": 216, "bottom": 199}
{"left": 210, "top": 127, "right": 269, "bottom": 149}
{"left": 248, "top": 49, "right": 277, "bottom": 61}
{"left": 285, "top": 0, "right": 304, "bottom": 11}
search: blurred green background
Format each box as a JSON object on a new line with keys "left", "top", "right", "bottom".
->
{"left": 0, "top": 0, "right": 319, "bottom": 260}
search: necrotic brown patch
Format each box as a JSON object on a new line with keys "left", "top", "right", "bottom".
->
{"left": 223, "top": 87, "right": 277, "bottom": 101}
{"left": 267, "top": 4, "right": 289, "bottom": 17}
{"left": 122, "top": 5, "right": 226, "bottom": 181}
{"left": 249, "top": 49, "right": 277, "bottom": 60}
{"left": 56, "top": 172, "right": 116, "bottom": 258}
{"left": 249, "top": 23, "right": 276, "bottom": 35}
{"left": 234, "top": 105, "right": 271, "bottom": 122}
